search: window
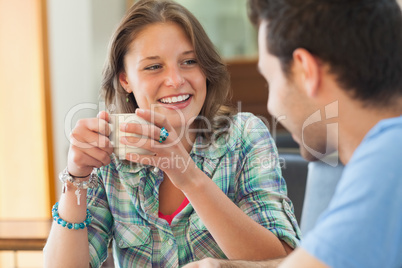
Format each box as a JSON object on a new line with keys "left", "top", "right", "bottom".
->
{"left": 0, "top": 0, "right": 53, "bottom": 266}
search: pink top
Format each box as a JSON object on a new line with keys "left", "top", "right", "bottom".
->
{"left": 158, "top": 197, "right": 190, "bottom": 225}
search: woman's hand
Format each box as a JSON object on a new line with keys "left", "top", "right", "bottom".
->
{"left": 121, "top": 108, "right": 199, "bottom": 191}
{"left": 67, "top": 111, "right": 113, "bottom": 177}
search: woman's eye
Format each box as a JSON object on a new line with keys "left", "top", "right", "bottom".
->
{"left": 145, "top": 65, "right": 162, "bottom": 71}
{"left": 183, "top": 59, "right": 197, "bottom": 65}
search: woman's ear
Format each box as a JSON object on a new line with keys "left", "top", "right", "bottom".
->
{"left": 292, "top": 48, "right": 321, "bottom": 98}
{"left": 118, "top": 72, "right": 132, "bottom": 93}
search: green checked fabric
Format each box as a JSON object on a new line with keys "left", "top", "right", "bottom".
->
{"left": 86, "top": 113, "right": 302, "bottom": 268}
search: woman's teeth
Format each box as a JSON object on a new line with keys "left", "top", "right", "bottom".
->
{"left": 159, "top": 94, "right": 190, "bottom": 104}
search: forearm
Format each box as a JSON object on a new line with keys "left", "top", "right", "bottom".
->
{"left": 182, "top": 168, "right": 287, "bottom": 260}
{"left": 44, "top": 184, "right": 90, "bottom": 268}
{"left": 218, "top": 257, "right": 284, "bottom": 268}
{"left": 184, "top": 257, "right": 284, "bottom": 268}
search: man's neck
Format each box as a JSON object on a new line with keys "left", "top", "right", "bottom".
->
{"left": 337, "top": 98, "right": 402, "bottom": 165}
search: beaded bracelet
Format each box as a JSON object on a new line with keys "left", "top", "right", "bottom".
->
{"left": 52, "top": 202, "right": 92, "bottom": 230}
{"left": 59, "top": 167, "right": 98, "bottom": 205}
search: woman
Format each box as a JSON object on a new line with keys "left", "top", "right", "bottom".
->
{"left": 44, "top": 0, "right": 301, "bottom": 267}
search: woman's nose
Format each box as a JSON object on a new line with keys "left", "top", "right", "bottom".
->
{"left": 164, "top": 66, "right": 185, "bottom": 89}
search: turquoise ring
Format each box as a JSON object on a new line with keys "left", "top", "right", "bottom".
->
{"left": 159, "top": 127, "right": 169, "bottom": 143}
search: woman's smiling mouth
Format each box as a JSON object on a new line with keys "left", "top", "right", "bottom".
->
{"left": 159, "top": 94, "right": 191, "bottom": 104}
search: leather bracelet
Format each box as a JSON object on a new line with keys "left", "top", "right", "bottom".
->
{"left": 59, "top": 167, "right": 98, "bottom": 189}
{"left": 69, "top": 171, "right": 92, "bottom": 178}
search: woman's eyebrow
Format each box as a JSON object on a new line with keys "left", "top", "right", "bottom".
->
{"left": 138, "top": 55, "right": 160, "bottom": 63}
{"left": 138, "top": 50, "right": 194, "bottom": 63}
{"left": 181, "top": 50, "right": 195, "bottom": 56}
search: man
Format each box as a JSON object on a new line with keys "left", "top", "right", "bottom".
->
{"left": 185, "top": 0, "right": 402, "bottom": 267}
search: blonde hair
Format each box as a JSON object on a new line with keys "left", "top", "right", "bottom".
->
{"left": 101, "top": 0, "right": 234, "bottom": 142}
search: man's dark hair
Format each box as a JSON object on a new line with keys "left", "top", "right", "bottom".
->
{"left": 248, "top": 0, "right": 402, "bottom": 107}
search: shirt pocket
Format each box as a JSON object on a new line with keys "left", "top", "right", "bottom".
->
{"left": 113, "top": 220, "right": 151, "bottom": 249}
{"left": 189, "top": 213, "right": 207, "bottom": 230}
{"left": 188, "top": 214, "right": 227, "bottom": 259}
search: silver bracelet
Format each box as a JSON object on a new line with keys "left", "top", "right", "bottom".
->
{"left": 59, "top": 167, "right": 98, "bottom": 205}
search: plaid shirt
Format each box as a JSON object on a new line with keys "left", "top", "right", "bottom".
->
{"left": 87, "top": 113, "right": 302, "bottom": 268}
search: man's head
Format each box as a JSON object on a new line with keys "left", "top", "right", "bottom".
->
{"left": 248, "top": 0, "right": 402, "bottom": 161}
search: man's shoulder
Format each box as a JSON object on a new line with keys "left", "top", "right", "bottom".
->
{"left": 301, "top": 115, "right": 402, "bottom": 267}
{"left": 363, "top": 115, "right": 402, "bottom": 145}
{"left": 314, "top": 115, "right": 402, "bottom": 223}
{"left": 350, "top": 115, "right": 402, "bottom": 166}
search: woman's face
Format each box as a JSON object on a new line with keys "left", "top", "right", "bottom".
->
{"left": 119, "top": 22, "right": 207, "bottom": 132}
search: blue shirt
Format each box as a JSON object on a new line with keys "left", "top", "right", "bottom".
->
{"left": 302, "top": 115, "right": 402, "bottom": 268}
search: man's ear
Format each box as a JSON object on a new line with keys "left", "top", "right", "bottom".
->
{"left": 118, "top": 72, "right": 132, "bottom": 93}
{"left": 292, "top": 48, "right": 321, "bottom": 97}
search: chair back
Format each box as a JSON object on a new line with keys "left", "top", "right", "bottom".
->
{"left": 300, "top": 156, "right": 344, "bottom": 235}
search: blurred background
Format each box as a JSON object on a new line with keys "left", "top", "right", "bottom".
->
{"left": 1, "top": 0, "right": 401, "bottom": 267}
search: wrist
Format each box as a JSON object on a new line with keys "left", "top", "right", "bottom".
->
{"left": 60, "top": 182, "right": 89, "bottom": 207}
{"left": 68, "top": 171, "right": 91, "bottom": 179}
{"left": 180, "top": 166, "right": 209, "bottom": 196}
{"left": 59, "top": 167, "right": 98, "bottom": 206}
{"left": 52, "top": 202, "right": 91, "bottom": 230}
{"left": 67, "top": 163, "right": 94, "bottom": 179}
{"left": 57, "top": 194, "right": 88, "bottom": 222}
{"left": 59, "top": 167, "right": 98, "bottom": 190}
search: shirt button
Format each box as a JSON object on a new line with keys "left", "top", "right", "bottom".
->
{"left": 168, "top": 239, "right": 174, "bottom": 246}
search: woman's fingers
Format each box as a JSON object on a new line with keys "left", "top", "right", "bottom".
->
{"left": 135, "top": 108, "right": 172, "bottom": 131}
{"left": 97, "top": 110, "right": 110, "bottom": 122}
{"left": 70, "top": 146, "right": 109, "bottom": 168}
{"left": 120, "top": 131, "right": 180, "bottom": 152}
{"left": 68, "top": 113, "right": 114, "bottom": 176}
{"left": 120, "top": 135, "right": 159, "bottom": 152}
{"left": 120, "top": 123, "right": 161, "bottom": 142}
{"left": 121, "top": 109, "right": 179, "bottom": 145}
{"left": 73, "top": 144, "right": 111, "bottom": 166}
{"left": 71, "top": 129, "right": 113, "bottom": 154}
{"left": 70, "top": 118, "right": 113, "bottom": 153}
{"left": 83, "top": 116, "right": 111, "bottom": 137}
{"left": 68, "top": 147, "right": 106, "bottom": 176}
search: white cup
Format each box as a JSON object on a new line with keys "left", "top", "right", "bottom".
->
{"left": 109, "top": 113, "right": 153, "bottom": 159}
